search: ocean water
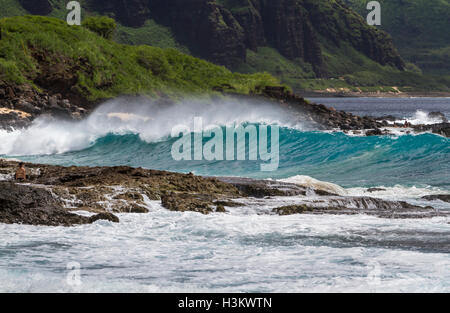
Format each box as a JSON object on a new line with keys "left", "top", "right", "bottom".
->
{"left": 307, "top": 97, "right": 450, "bottom": 121}
{"left": 0, "top": 97, "right": 449, "bottom": 292}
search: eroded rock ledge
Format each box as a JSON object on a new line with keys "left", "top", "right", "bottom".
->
{"left": 0, "top": 159, "right": 240, "bottom": 226}
{"left": 1, "top": 160, "right": 448, "bottom": 226}
{"left": 0, "top": 182, "right": 119, "bottom": 226}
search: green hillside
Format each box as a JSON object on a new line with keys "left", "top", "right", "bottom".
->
{"left": 345, "top": 0, "right": 450, "bottom": 76}
{"left": 0, "top": 15, "right": 279, "bottom": 102}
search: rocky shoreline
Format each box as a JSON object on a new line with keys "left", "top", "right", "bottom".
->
{"left": 1, "top": 82, "right": 449, "bottom": 138}
{"left": 301, "top": 90, "right": 450, "bottom": 98}
{"left": 0, "top": 80, "right": 90, "bottom": 131}
{"left": 1, "top": 159, "right": 448, "bottom": 227}
{"left": 254, "top": 86, "right": 450, "bottom": 137}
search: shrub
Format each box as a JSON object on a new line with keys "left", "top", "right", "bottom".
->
{"left": 136, "top": 47, "right": 171, "bottom": 77}
{"left": 82, "top": 16, "right": 116, "bottom": 39}
{"left": 0, "top": 58, "right": 26, "bottom": 84}
{"left": 405, "top": 63, "right": 423, "bottom": 75}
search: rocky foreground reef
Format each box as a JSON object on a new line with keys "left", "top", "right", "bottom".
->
{"left": 0, "top": 160, "right": 448, "bottom": 227}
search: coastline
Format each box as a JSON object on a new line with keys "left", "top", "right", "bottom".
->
{"left": 300, "top": 90, "right": 450, "bottom": 98}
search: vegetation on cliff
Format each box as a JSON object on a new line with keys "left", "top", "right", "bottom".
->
{"left": 0, "top": 15, "right": 280, "bottom": 103}
{"left": 345, "top": 0, "right": 450, "bottom": 76}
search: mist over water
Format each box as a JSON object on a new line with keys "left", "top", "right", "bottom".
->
{"left": 0, "top": 97, "right": 308, "bottom": 156}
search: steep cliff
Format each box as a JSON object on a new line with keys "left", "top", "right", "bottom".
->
{"left": 301, "top": 0, "right": 404, "bottom": 70}
{"left": 147, "top": 0, "right": 247, "bottom": 68}
{"left": 82, "top": 0, "right": 404, "bottom": 76}
{"left": 10, "top": 0, "right": 447, "bottom": 92}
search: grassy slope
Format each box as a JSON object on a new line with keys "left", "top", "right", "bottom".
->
{"left": 114, "top": 20, "right": 190, "bottom": 55}
{"left": 234, "top": 43, "right": 450, "bottom": 93}
{"left": 345, "top": 0, "right": 450, "bottom": 76}
{"left": 0, "top": 16, "right": 280, "bottom": 102}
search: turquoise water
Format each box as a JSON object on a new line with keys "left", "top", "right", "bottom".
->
{"left": 1, "top": 96, "right": 449, "bottom": 189}
{"left": 11, "top": 129, "right": 450, "bottom": 189}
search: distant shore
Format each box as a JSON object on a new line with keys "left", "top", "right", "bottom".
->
{"left": 300, "top": 91, "right": 450, "bottom": 98}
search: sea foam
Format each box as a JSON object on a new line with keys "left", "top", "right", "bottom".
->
{"left": 0, "top": 97, "right": 307, "bottom": 156}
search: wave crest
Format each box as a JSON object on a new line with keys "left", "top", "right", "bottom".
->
{"left": 0, "top": 97, "right": 307, "bottom": 156}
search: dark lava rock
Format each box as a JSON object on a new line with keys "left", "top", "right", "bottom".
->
{"left": 161, "top": 192, "right": 225, "bottom": 215}
{"left": 413, "top": 123, "right": 450, "bottom": 137}
{"left": 0, "top": 79, "right": 89, "bottom": 131}
{"left": 1, "top": 160, "right": 446, "bottom": 221}
{"left": 366, "top": 128, "right": 383, "bottom": 136}
{"left": 422, "top": 195, "right": 450, "bottom": 203}
{"left": 88, "top": 212, "right": 120, "bottom": 223}
{"left": 0, "top": 182, "right": 119, "bottom": 226}
{"left": 273, "top": 205, "right": 315, "bottom": 215}
{"left": 367, "top": 188, "right": 387, "bottom": 193}
{"left": 216, "top": 176, "right": 308, "bottom": 198}
{"left": 121, "top": 203, "right": 149, "bottom": 213}
{"left": 235, "top": 88, "right": 385, "bottom": 132}
{"left": 272, "top": 197, "right": 445, "bottom": 219}
{"left": 428, "top": 112, "right": 448, "bottom": 123}
{"left": 0, "top": 181, "right": 62, "bottom": 210}
{"left": 1, "top": 160, "right": 240, "bottom": 215}
{"left": 376, "top": 115, "right": 397, "bottom": 122}
{"left": 213, "top": 200, "right": 244, "bottom": 207}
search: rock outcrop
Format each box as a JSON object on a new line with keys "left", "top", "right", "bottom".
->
{"left": 238, "top": 86, "right": 450, "bottom": 137}
{"left": 219, "top": 177, "right": 446, "bottom": 219}
{"left": 0, "top": 181, "right": 119, "bottom": 226}
{"left": 250, "top": 86, "right": 384, "bottom": 131}
{"left": 428, "top": 112, "right": 448, "bottom": 123}
{"left": 0, "top": 160, "right": 447, "bottom": 225}
{"left": 0, "top": 159, "right": 240, "bottom": 222}
{"left": 0, "top": 80, "right": 88, "bottom": 131}
{"left": 422, "top": 195, "right": 450, "bottom": 203}
{"left": 413, "top": 123, "right": 450, "bottom": 138}
{"left": 272, "top": 198, "right": 442, "bottom": 219}
{"left": 161, "top": 192, "right": 227, "bottom": 214}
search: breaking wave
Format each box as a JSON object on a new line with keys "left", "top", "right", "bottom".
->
{"left": 0, "top": 98, "right": 449, "bottom": 189}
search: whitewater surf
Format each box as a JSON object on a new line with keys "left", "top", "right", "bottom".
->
{"left": 0, "top": 97, "right": 449, "bottom": 293}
